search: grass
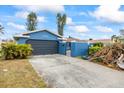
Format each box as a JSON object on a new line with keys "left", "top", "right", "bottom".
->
{"left": 0, "top": 59, "right": 47, "bottom": 88}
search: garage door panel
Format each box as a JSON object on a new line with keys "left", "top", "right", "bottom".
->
{"left": 31, "top": 46, "right": 57, "bottom": 49}
{"left": 26, "top": 40, "right": 58, "bottom": 55}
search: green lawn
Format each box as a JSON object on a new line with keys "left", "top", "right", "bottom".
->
{"left": 0, "top": 59, "right": 46, "bottom": 88}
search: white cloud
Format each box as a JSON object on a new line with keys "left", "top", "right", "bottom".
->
{"left": 15, "top": 11, "right": 29, "bottom": 19}
{"left": 37, "top": 16, "right": 46, "bottom": 22}
{"left": 75, "top": 25, "right": 89, "bottom": 32}
{"left": 7, "top": 22, "right": 25, "bottom": 30}
{"left": 15, "top": 5, "right": 65, "bottom": 13}
{"left": 90, "top": 5, "right": 124, "bottom": 23}
{"left": 66, "top": 17, "right": 74, "bottom": 25}
{"left": 15, "top": 11, "right": 46, "bottom": 22}
{"left": 95, "top": 25, "right": 113, "bottom": 32}
{"left": 79, "top": 12, "right": 87, "bottom": 16}
{"left": 69, "top": 25, "right": 89, "bottom": 33}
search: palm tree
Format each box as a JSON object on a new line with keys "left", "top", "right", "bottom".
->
{"left": 26, "top": 12, "right": 37, "bottom": 31}
{"left": 0, "top": 24, "right": 4, "bottom": 34}
{"left": 57, "top": 13, "right": 66, "bottom": 36}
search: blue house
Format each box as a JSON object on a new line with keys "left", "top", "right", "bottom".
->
{"left": 14, "top": 29, "right": 66, "bottom": 55}
{"left": 14, "top": 29, "right": 90, "bottom": 56}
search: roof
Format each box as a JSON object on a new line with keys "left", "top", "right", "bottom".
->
{"left": 86, "top": 39, "right": 111, "bottom": 43}
{"left": 22, "top": 29, "right": 63, "bottom": 38}
{"left": 13, "top": 35, "right": 30, "bottom": 40}
{"left": 14, "top": 35, "right": 30, "bottom": 38}
{"left": 63, "top": 37, "right": 84, "bottom": 42}
{"left": 66, "top": 38, "right": 80, "bottom": 42}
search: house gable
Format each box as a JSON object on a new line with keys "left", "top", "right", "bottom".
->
{"left": 28, "top": 31, "right": 60, "bottom": 40}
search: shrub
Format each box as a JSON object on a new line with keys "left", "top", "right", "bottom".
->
{"left": 1, "top": 42, "right": 32, "bottom": 60}
{"left": 92, "top": 42, "right": 104, "bottom": 47}
{"left": 89, "top": 42, "right": 104, "bottom": 55}
{"left": 89, "top": 46, "right": 102, "bottom": 55}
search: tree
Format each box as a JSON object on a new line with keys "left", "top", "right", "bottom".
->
{"left": 57, "top": 13, "right": 66, "bottom": 36}
{"left": 111, "top": 35, "right": 120, "bottom": 43}
{"left": 26, "top": 12, "right": 37, "bottom": 31}
{"left": 0, "top": 24, "right": 4, "bottom": 34}
{"left": 111, "top": 35, "right": 116, "bottom": 40}
{"left": 111, "top": 35, "right": 117, "bottom": 43}
{"left": 89, "top": 38, "right": 93, "bottom": 40}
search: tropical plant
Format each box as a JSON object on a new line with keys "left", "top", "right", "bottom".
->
{"left": 26, "top": 12, "right": 37, "bottom": 31}
{"left": 1, "top": 42, "right": 32, "bottom": 60}
{"left": 0, "top": 24, "right": 4, "bottom": 34}
{"left": 57, "top": 13, "right": 66, "bottom": 36}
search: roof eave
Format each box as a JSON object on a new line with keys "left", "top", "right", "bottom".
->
{"left": 13, "top": 35, "right": 30, "bottom": 40}
{"left": 22, "top": 29, "right": 63, "bottom": 38}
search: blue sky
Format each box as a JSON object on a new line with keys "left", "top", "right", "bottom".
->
{"left": 0, "top": 5, "right": 124, "bottom": 40}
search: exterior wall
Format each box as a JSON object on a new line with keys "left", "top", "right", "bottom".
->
{"left": 17, "top": 38, "right": 28, "bottom": 44}
{"left": 16, "top": 31, "right": 60, "bottom": 44}
{"left": 71, "top": 42, "right": 90, "bottom": 57}
{"left": 28, "top": 31, "right": 59, "bottom": 40}
{"left": 66, "top": 42, "right": 71, "bottom": 50}
{"left": 58, "top": 41, "right": 67, "bottom": 55}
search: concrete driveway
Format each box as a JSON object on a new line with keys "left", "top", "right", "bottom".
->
{"left": 29, "top": 54, "right": 124, "bottom": 88}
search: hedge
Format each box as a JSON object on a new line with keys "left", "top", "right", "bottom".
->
{"left": 1, "top": 42, "right": 32, "bottom": 60}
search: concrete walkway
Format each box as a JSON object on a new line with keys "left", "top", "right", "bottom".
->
{"left": 29, "top": 54, "right": 124, "bottom": 88}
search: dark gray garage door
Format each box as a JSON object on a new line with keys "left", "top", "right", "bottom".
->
{"left": 26, "top": 39, "right": 58, "bottom": 55}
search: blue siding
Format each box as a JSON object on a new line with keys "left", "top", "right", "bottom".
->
{"left": 17, "top": 38, "right": 28, "bottom": 44}
{"left": 16, "top": 31, "right": 60, "bottom": 44}
{"left": 71, "top": 42, "right": 90, "bottom": 57}
{"left": 59, "top": 41, "right": 66, "bottom": 55}
{"left": 29, "top": 31, "right": 59, "bottom": 40}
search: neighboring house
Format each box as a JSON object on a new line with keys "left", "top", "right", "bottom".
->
{"left": 14, "top": 29, "right": 66, "bottom": 55}
{"left": 118, "top": 36, "right": 124, "bottom": 43}
{"left": 76, "top": 39, "right": 112, "bottom": 46}
{"left": 88, "top": 39, "right": 112, "bottom": 46}
{"left": 87, "top": 39, "right": 111, "bottom": 44}
{"left": 64, "top": 37, "right": 81, "bottom": 42}
{"left": 63, "top": 37, "right": 83, "bottom": 50}
{"left": 111, "top": 29, "right": 124, "bottom": 44}
{"left": 111, "top": 36, "right": 124, "bottom": 44}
